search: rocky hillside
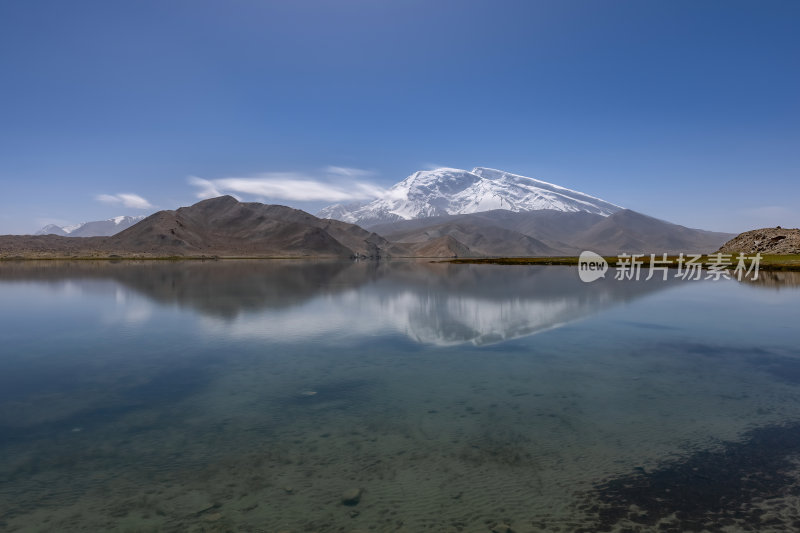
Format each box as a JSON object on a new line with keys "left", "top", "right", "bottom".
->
{"left": 113, "top": 196, "right": 402, "bottom": 258}
{"left": 375, "top": 209, "right": 735, "bottom": 256}
{"left": 717, "top": 227, "right": 800, "bottom": 255}
{"left": 382, "top": 220, "right": 563, "bottom": 256}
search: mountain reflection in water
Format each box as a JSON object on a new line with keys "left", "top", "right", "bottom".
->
{"left": 0, "top": 259, "right": 681, "bottom": 346}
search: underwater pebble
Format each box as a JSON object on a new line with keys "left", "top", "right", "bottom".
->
{"left": 341, "top": 488, "right": 363, "bottom": 506}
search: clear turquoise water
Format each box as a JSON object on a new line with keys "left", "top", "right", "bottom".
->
{"left": 1, "top": 261, "right": 799, "bottom": 532}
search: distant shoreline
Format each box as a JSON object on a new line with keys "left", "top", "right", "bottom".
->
{"left": 442, "top": 255, "right": 800, "bottom": 272}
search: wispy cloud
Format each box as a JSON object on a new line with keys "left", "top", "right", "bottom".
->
{"left": 96, "top": 193, "right": 154, "bottom": 209}
{"left": 324, "top": 166, "right": 375, "bottom": 178}
{"left": 188, "top": 167, "right": 384, "bottom": 203}
{"left": 187, "top": 178, "right": 225, "bottom": 200}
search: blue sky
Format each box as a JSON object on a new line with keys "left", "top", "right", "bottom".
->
{"left": 1, "top": 0, "right": 798, "bottom": 234}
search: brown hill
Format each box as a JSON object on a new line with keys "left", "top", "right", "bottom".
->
{"left": 407, "top": 235, "right": 475, "bottom": 258}
{"left": 571, "top": 210, "right": 735, "bottom": 255}
{"left": 114, "top": 196, "right": 400, "bottom": 257}
{"left": 370, "top": 209, "right": 601, "bottom": 251}
{"left": 382, "top": 221, "right": 564, "bottom": 256}
{"left": 717, "top": 227, "right": 800, "bottom": 255}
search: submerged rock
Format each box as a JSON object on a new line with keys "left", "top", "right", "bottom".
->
{"left": 341, "top": 488, "right": 363, "bottom": 506}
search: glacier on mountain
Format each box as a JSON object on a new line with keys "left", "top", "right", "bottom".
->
{"left": 318, "top": 167, "right": 622, "bottom": 227}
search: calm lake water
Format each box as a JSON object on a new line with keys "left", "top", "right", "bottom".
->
{"left": 1, "top": 260, "right": 799, "bottom": 532}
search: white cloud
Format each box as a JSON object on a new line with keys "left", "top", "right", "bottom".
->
{"left": 324, "top": 166, "right": 376, "bottom": 178}
{"left": 188, "top": 168, "right": 385, "bottom": 203}
{"left": 96, "top": 193, "right": 154, "bottom": 209}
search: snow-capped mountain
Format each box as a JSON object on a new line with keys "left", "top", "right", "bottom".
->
{"left": 35, "top": 215, "right": 147, "bottom": 237}
{"left": 318, "top": 167, "right": 622, "bottom": 228}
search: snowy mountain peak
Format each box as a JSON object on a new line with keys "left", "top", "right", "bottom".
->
{"left": 35, "top": 215, "right": 147, "bottom": 237}
{"left": 62, "top": 223, "right": 84, "bottom": 234}
{"left": 36, "top": 224, "right": 70, "bottom": 236}
{"left": 318, "top": 167, "right": 622, "bottom": 228}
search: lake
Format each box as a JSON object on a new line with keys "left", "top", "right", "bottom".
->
{"left": 1, "top": 260, "right": 799, "bottom": 532}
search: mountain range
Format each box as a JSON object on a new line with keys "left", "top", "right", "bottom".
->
{"left": 319, "top": 167, "right": 733, "bottom": 256}
{"left": 369, "top": 209, "right": 733, "bottom": 256}
{"left": 36, "top": 216, "right": 147, "bottom": 237}
{"left": 3, "top": 167, "right": 738, "bottom": 258}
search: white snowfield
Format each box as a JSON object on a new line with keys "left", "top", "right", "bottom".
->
{"left": 318, "top": 167, "right": 622, "bottom": 227}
